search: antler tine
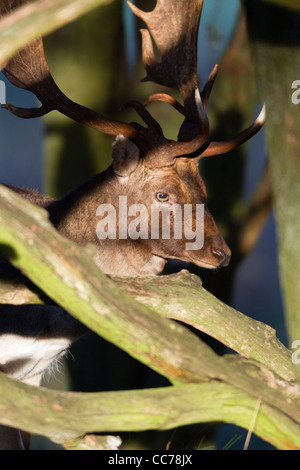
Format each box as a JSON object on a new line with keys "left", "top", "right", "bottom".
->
{"left": 2, "top": 102, "right": 51, "bottom": 118}
{"left": 144, "top": 93, "right": 187, "bottom": 117}
{"left": 201, "top": 64, "right": 219, "bottom": 109}
{"left": 144, "top": 64, "right": 218, "bottom": 114}
{"left": 123, "top": 100, "right": 163, "bottom": 134}
{"left": 200, "top": 104, "right": 266, "bottom": 158}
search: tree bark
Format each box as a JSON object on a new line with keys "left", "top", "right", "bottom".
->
{"left": 245, "top": 0, "right": 300, "bottom": 380}
{"left": 0, "top": 264, "right": 293, "bottom": 382}
{"left": 1, "top": 185, "right": 300, "bottom": 449}
{"left": 0, "top": 373, "right": 299, "bottom": 450}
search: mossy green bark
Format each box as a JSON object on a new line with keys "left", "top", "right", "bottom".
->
{"left": 0, "top": 373, "right": 299, "bottom": 450}
{"left": 245, "top": 0, "right": 300, "bottom": 380}
{"left": 1, "top": 185, "right": 300, "bottom": 449}
{"left": 1, "top": 266, "right": 293, "bottom": 382}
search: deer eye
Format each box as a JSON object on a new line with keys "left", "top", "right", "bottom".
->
{"left": 156, "top": 192, "right": 169, "bottom": 202}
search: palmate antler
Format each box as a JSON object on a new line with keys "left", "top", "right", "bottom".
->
{"left": 128, "top": 0, "right": 209, "bottom": 151}
{"left": 129, "top": 0, "right": 265, "bottom": 160}
{"left": 0, "top": 0, "right": 265, "bottom": 167}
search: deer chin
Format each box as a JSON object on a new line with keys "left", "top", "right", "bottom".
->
{"left": 161, "top": 252, "right": 220, "bottom": 270}
{"left": 185, "top": 253, "right": 220, "bottom": 269}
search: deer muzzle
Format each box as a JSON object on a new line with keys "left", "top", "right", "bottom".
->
{"left": 210, "top": 234, "right": 231, "bottom": 267}
{"left": 185, "top": 232, "right": 231, "bottom": 269}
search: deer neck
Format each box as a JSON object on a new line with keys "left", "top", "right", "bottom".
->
{"left": 47, "top": 167, "right": 113, "bottom": 245}
{"left": 47, "top": 166, "right": 166, "bottom": 276}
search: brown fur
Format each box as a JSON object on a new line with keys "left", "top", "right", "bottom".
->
{"left": 5, "top": 184, "right": 54, "bottom": 207}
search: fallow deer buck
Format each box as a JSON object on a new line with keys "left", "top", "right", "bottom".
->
{"left": 0, "top": 0, "right": 265, "bottom": 449}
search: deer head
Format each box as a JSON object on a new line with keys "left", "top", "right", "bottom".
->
{"left": 1, "top": 0, "right": 265, "bottom": 276}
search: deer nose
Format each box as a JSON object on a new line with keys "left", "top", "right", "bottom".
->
{"left": 211, "top": 247, "right": 231, "bottom": 266}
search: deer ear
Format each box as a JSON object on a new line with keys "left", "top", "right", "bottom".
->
{"left": 112, "top": 135, "right": 140, "bottom": 177}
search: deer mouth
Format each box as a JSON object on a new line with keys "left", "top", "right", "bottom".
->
{"left": 185, "top": 251, "right": 227, "bottom": 269}
{"left": 163, "top": 252, "right": 221, "bottom": 269}
{"left": 187, "top": 257, "right": 220, "bottom": 269}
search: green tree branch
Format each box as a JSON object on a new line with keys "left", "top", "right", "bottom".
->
{"left": 263, "top": 0, "right": 300, "bottom": 12}
{"left": 1, "top": 185, "right": 300, "bottom": 449}
{"left": 245, "top": 0, "right": 300, "bottom": 381}
{"left": 0, "top": 261, "right": 293, "bottom": 382}
{"left": 0, "top": 373, "right": 299, "bottom": 450}
{"left": 0, "top": 0, "right": 114, "bottom": 68}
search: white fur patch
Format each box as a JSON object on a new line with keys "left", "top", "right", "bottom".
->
{"left": 0, "top": 334, "right": 70, "bottom": 381}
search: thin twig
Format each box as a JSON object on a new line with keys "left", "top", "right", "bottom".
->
{"left": 243, "top": 398, "right": 262, "bottom": 450}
